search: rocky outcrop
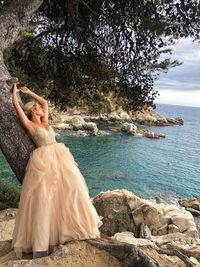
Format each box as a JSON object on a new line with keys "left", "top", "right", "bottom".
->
{"left": 1, "top": 189, "right": 200, "bottom": 266}
{"left": 92, "top": 189, "right": 200, "bottom": 266}
{"left": 70, "top": 116, "right": 102, "bottom": 136}
{"left": 0, "top": 211, "right": 158, "bottom": 267}
{"left": 92, "top": 189, "right": 199, "bottom": 238}
{"left": 0, "top": 209, "right": 17, "bottom": 242}
{"left": 130, "top": 107, "right": 184, "bottom": 126}
{"left": 0, "top": 240, "right": 123, "bottom": 267}
{"left": 120, "top": 122, "right": 165, "bottom": 139}
{"left": 48, "top": 101, "right": 62, "bottom": 123}
{"left": 179, "top": 198, "right": 200, "bottom": 216}
{"left": 50, "top": 115, "right": 102, "bottom": 136}
{"left": 48, "top": 99, "right": 184, "bottom": 139}
{"left": 113, "top": 231, "right": 200, "bottom": 266}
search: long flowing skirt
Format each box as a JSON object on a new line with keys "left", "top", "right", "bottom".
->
{"left": 11, "top": 142, "right": 103, "bottom": 259}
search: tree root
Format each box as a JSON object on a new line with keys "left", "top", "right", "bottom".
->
{"left": 86, "top": 237, "right": 159, "bottom": 267}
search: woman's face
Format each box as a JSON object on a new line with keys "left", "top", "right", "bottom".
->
{"left": 32, "top": 102, "right": 44, "bottom": 117}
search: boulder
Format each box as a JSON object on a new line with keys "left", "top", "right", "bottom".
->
{"left": 131, "top": 107, "right": 184, "bottom": 126}
{"left": 50, "top": 123, "right": 73, "bottom": 130}
{"left": 167, "top": 224, "right": 180, "bottom": 234}
{"left": 92, "top": 189, "right": 199, "bottom": 238}
{"left": 70, "top": 116, "right": 86, "bottom": 130}
{"left": 132, "top": 204, "right": 167, "bottom": 235}
{"left": 186, "top": 207, "right": 200, "bottom": 216}
{"left": 171, "top": 215, "right": 194, "bottom": 232}
{"left": 155, "top": 196, "right": 167, "bottom": 205}
{"left": 70, "top": 116, "right": 101, "bottom": 136}
{"left": 121, "top": 122, "right": 137, "bottom": 135}
{"left": 120, "top": 123, "right": 165, "bottom": 139}
{"left": 117, "top": 110, "right": 132, "bottom": 122}
{"left": 179, "top": 198, "right": 200, "bottom": 216}
{"left": 112, "top": 231, "right": 200, "bottom": 267}
{"left": 1, "top": 190, "right": 200, "bottom": 267}
{"left": 142, "top": 130, "right": 165, "bottom": 139}
{"left": 48, "top": 102, "right": 62, "bottom": 123}
{"left": 0, "top": 208, "right": 17, "bottom": 242}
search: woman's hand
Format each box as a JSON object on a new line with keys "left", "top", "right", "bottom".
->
{"left": 13, "top": 82, "right": 20, "bottom": 92}
{"left": 18, "top": 86, "right": 31, "bottom": 94}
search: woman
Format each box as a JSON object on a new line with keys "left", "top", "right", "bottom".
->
{"left": 11, "top": 82, "right": 103, "bottom": 259}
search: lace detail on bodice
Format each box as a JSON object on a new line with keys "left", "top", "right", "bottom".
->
{"left": 31, "top": 125, "right": 57, "bottom": 147}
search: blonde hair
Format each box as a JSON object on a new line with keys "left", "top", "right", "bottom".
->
{"left": 23, "top": 100, "right": 37, "bottom": 119}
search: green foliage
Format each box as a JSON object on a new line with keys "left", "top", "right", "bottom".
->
{"left": 22, "top": 31, "right": 34, "bottom": 38}
{"left": 115, "top": 210, "right": 132, "bottom": 227}
{"left": 0, "top": 179, "right": 20, "bottom": 210}
{"left": 4, "top": 0, "right": 200, "bottom": 111}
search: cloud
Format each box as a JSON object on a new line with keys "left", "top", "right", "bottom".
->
{"left": 155, "top": 89, "right": 200, "bottom": 107}
{"left": 154, "top": 38, "right": 200, "bottom": 93}
{"left": 154, "top": 38, "right": 200, "bottom": 107}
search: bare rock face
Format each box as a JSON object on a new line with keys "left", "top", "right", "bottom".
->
{"left": 70, "top": 116, "right": 102, "bottom": 136}
{"left": 120, "top": 122, "right": 165, "bottom": 139}
{"left": 1, "top": 190, "right": 200, "bottom": 266}
{"left": 93, "top": 189, "right": 199, "bottom": 238}
{"left": 141, "top": 130, "right": 165, "bottom": 139}
{"left": 131, "top": 107, "right": 184, "bottom": 126}
{"left": 48, "top": 102, "right": 62, "bottom": 123}
{"left": 179, "top": 198, "right": 200, "bottom": 216}
{"left": 121, "top": 122, "right": 138, "bottom": 135}
{"left": 0, "top": 240, "right": 122, "bottom": 267}
{"left": 0, "top": 208, "right": 159, "bottom": 267}
{"left": 112, "top": 232, "right": 189, "bottom": 267}
{"left": 70, "top": 116, "right": 86, "bottom": 130}
{"left": 0, "top": 209, "right": 17, "bottom": 242}
{"left": 92, "top": 190, "right": 136, "bottom": 236}
{"left": 50, "top": 123, "right": 73, "bottom": 130}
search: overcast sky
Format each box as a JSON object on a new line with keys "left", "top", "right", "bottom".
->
{"left": 154, "top": 38, "right": 200, "bottom": 107}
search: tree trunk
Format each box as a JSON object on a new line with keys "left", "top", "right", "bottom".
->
{"left": 0, "top": 0, "right": 43, "bottom": 183}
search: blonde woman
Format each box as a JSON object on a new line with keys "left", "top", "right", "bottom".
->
{"left": 11, "top": 82, "right": 103, "bottom": 259}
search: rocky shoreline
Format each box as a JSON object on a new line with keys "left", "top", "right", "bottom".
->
{"left": 48, "top": 102, "right": 184, "bottom": 139}
{"left": 0, "top": 103, "right": 189, "bottom": 266}
{"left": 0, "top": 189, "right": 200, "bottom": 266}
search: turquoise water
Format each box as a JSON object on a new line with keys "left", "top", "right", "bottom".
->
{"left": 0, "top": 103, "right": 200, "bottom": 199}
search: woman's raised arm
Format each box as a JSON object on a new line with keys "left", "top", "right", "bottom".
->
{"left": 12, "top": 83, "right": 31, "bottom": 129}
{"left": 19, "top": 86, "right": 49, "bottom": 123}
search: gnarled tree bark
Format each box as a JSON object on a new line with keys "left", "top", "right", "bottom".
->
{"left": 0, "top": 0, "right": 43, "bottom": 183}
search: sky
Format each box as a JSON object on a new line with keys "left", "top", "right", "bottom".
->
{"left": 154, "top": 38, "right": 200, "bottom": 107}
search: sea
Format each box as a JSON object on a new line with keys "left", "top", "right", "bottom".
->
{"left": 0, "top": 103, "right": 200, "bottom": 203}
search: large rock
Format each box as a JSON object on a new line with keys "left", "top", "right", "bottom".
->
{"left": 1, "top": 190, "right": 200, "bottom": 267}
{"left": 0, "top": 240, "right": 122, "bottom": 267}
{"left": 92, "top": 190, "right": 136, "bottom": 236}
{"left": 93, "top": 189, "right": 199, "bottom": 238}
{"left": 70, "top": 116, "right": 101, "bottom": 136}
{"left": 50, "top": 123, "right": 73, "bottom": 130}
{"left": 141, "top": 130, "right": 165, "bottom": 139}
{"left": 179, "top": 198, "right": 200, "bottom": 216}
{"left": 121, "top": 122, "right": 137, "bottom": 135}
{"left": 0, "top": 209, "right": 17, "bottom": 242}
{"left": 120, "top": 122, "right": 165, "bottom": 139}
{"left": 112, "top": 231, "right": 200, "bottom": 267}
{"left": 131, "top": 107, "right": 184, "bottom": 126}
{"left": 0, "top": 207, "right": 160, "bottom": 267}
{"left": 48, "top": 102, "right": 62, "bottom": 123}
{"left": 70, "top": 116, "right": 86, "bottom": 130}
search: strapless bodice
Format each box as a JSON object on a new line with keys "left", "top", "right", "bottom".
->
{"left": 31, "top": 125, "right": 57, "bottom": 147}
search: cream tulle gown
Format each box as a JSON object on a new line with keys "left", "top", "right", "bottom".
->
{"left": 11, "top": 125, "right": 103, "bottom": 259}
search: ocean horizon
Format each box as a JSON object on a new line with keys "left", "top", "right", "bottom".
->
{"left": 156, "top": 102, "right": 200, "bottom": 109}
